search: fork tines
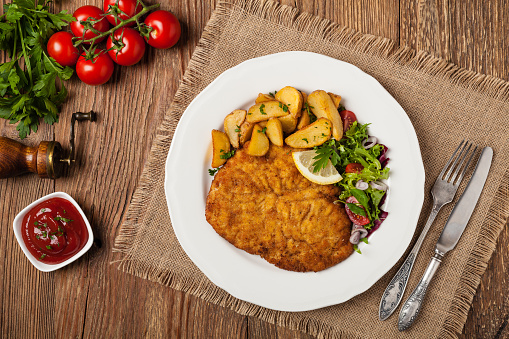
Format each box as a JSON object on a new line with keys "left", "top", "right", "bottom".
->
{"left": 440, "top": 140, "right": 478, "bottom": 185}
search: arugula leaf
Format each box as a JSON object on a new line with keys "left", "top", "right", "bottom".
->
{"left": 0, "top": 0, "right": 75, "bottom": 138}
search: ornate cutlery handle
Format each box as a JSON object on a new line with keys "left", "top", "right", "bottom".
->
{"left": 378, "top": 252, "right": 416, "bottom": 320}
{"left": 379, "top": 204, "right": 441, "bottom": 321}
{"left": 397, "top": 252, "right": 443, "bottom": 331}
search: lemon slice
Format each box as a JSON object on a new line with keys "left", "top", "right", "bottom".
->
{"left": 292, "top": 150, "right": 342, "bottom": 185}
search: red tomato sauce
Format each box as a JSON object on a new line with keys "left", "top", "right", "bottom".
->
{"left": 21, "top": 197, "right": 89, "bottom": 264}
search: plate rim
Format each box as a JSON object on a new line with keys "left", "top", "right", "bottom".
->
{"left": 164, "top": 51, "right": 425, "bottom": 311}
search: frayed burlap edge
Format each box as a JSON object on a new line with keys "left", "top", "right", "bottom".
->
{"left": 113, "top": 0, "right": 509, "bottom": 338}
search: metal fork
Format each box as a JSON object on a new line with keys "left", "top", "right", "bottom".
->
{"left": 379, "top": 140, "right": 477, "bottom": 321}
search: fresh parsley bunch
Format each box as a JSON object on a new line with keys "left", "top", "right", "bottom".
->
{"left": 0, "top": 0, "right": 75, "bottom": 138}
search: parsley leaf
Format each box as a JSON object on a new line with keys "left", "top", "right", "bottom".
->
{"left": 0, "top": 0, "right": 75, "bottom": 138}
{"left": 219, "top": 149, "right": 235, "bottom": 160}
{"left": 208, "top": 168, "right": 219, "bottom": 176}
{"left": 259, "top": 103, "right": 266, "bottom": 115}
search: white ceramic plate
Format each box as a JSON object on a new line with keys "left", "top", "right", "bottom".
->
{"left": 165, "top": 51, "right": 424, "bottom": 312}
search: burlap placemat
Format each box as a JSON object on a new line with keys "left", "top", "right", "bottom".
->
{"left": 113, "top": 0, "right": 509, "bottom": 337}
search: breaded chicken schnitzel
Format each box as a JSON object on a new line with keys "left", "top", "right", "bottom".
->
{"left": 205, "top": 144, "right": 353, "bottom": 272}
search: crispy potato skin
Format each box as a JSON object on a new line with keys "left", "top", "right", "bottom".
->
{"left": 255, "top": 93, "right": 275, "bottom": 104}
{"left": 285, "top": 117, "right": 332, "bottom": 148}
{"left": 247, "top": 101, "right": 289, "bottom": 123}
{"left": 246, "top": 124, "right": 270, "bottom": 156}
{"left": 206, "top": 145, "right": 353, "bottom": 272}
{"left": 328, "top": 92, "right": 342, "bottom": 108}
{"left": 307, "top": 90, "right": 343, "bottom": 140}
{"left": 297, "top": 110, "right": 311, "bottom": 130}
{"left": 275, "top": 86, "right": 303, "bottom": 119}
{"left": 266, "top": 118, "right": 284, "bottom": 147}
{"left": 278, "top": 114, "right": 298, "bottom": 134}
{"left": 211, "top": 130, "right": 231, "bottom": 168}
{"left": 239, "top": 121, "right": 254, "bottom": 146}
{"left": 224, "top": 109, "right": 246, "bottom": 148}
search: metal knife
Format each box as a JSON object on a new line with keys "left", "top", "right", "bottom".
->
{"left": 397, "top": 146, "right": 493, "bottom": 331}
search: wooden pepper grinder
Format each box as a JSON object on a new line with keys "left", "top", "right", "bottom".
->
{"left": 0, "top": 111, "right": 96, "bottom": 179}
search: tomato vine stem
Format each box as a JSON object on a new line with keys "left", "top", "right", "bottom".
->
{"left": 73, "top": 3, "right": 160, "bottom": 47}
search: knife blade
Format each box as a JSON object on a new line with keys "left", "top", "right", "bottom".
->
{"left": 435, "top": 146, "right": 493, "bottom": 255}
{"left": 398, "top": 146, "right": 493, "bottom": 331}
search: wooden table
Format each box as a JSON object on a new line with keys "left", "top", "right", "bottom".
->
{"left": 1, "top": 0, "right": 507, "bottom": 337}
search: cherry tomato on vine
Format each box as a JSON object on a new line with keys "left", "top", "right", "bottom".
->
{"left": 106, "top": 28, "right": 146, "bottom": 66}
{"left": 339, "top": 110, "right": 357, "bottom": 133}
{"left": 47, "top": 32, "right": 80, "bottom": 67}
{"left": 76, "top": 51, "right": 114, "bottom": 86}
{"left": 144, "top": 10, "right": 181, "bottom": 49}
{"left": 103, "top": 0, "right": 141, "bottom": 26}
{"left": 345, "top": 163, "right": 364, "bottom": 174}
{"left": 71, "top": 5, "right": 110, "bottom": 44}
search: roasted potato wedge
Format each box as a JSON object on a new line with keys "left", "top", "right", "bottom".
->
{"left": 297, "top": 111, "right": 310, "bottom": 130}
{"left": 278, "top": 114, "right": 298, "bottom": 134}
{"left": 258, "top": 120, "right": 268, "bottom": 128}
{"left": 246, "top": 124, "right": 270, "bottom": 156}
{"left": 239, "top": 121, "right": 254, "bottom": 146}
{"left": 328, "top": 92, "right": 342, "bottom": 109}
{"left": 255, "top": 93, "right": 275, "bottom": 104}
{"left": 300, "top": 91, "right": 308, "bottom": 104}
{"left": 224, "top": 109, "right": 246, "bottom": 148}
{"left": 284, "top": 118, "right": 332, "bottom": 148}
{"left": 265, "top": 118, "right": 284, "bottom": 147}
{"left": 307, "top": 90, "right": 343, "bottom": 140}
{"left": 247, "top": 101, "right": 289, "bottom": 123}
{"left": 211, "top": 129, "right": 231, "bottom": 168}
{"left": 275, "top": 86, "right": 303, "bottom": 119}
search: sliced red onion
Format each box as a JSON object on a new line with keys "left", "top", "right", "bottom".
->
{"left": 362, "top": 136, "right": 378, "bottom": 149}
{"left": 350, "top": 224, "right": 368, "bottom": 244}
{"left": 355, "top": 180, "right": 369, "bottom": 190}
{"left": 370, "top": 180, "right": 388, "bottom": 191}
{"left": 379, "top": 144, "right": 389, "bottom": 168}
{"left": 367, "top": 211, "right": 388, "bottom": 237}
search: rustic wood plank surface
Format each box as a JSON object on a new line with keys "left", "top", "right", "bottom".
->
{"left": 1, "top": 0, "right": 507, "bottom": 338}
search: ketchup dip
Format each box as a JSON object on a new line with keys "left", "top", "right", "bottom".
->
{"left": 21, "top": 197, "right": 89, "bottom": 264}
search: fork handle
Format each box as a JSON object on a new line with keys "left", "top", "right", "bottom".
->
{"left": 398, "top": 251, "right": 443, "bottom": 331}
{"left": 378, "top": 203, "right": 442, "bottom": 320}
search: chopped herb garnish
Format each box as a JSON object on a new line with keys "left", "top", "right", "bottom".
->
{"left": 353, "top": 244, "right": 361, "bottom": 254}
{"left": 259, "top": 104, "right": 266, "bottom": 115}
{"left": 54, "top": 216, "right": 72, "bottom": 222}
{"left": 34, "top": 221, "right": 39, "bottom": 226}
{"left": 58, "top": 226, "right": 63, "bottom": 232}
{"left": 40, "top": 254, "right": 46, "bottom": 260}
{"left": 46, "top": 245, "right": 52, "bottom": 250}
{"left": 304, "top": 103, "right": 317, "bottom": 123}
{"left": 208, "top": 168, "right": 219, "bottom": 176}
{"left": 302, "top": 138, "right": 309, "bottom": 144}
{"left": 258, "top": 127, "right": 267, "bottom": 134}
{"left": 36, "top": 235, "right": 40, "bottom": 239}
{"left": 42, "top": 231, "right": 47, "bottom": 237}
{"left": 41, "top": 209, "right": 46, "bottom": 213}
{"left": 220, "top": 149, "right": 235, "bottom": 160}
{"left": 234, "top": 125, "right": 241, "bottom": 132}
{"left": 269, "top": 90, "right": 277, "bottom": 97}
{"left": 63, "top": 209, "right": 66, "bottom": 214}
